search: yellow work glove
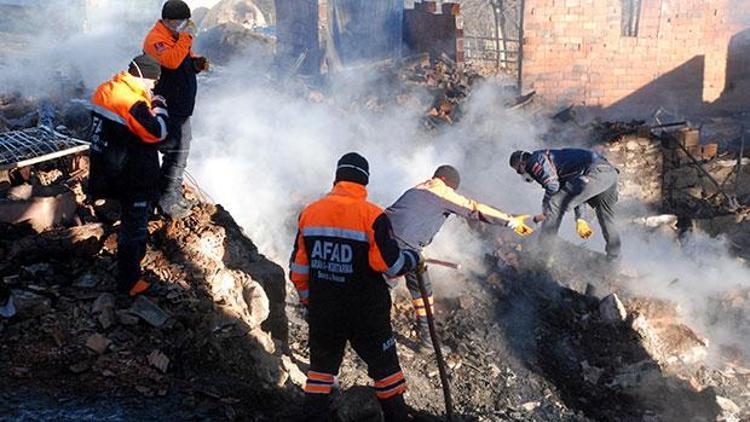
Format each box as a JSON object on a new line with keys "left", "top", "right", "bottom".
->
{"left": 507, "top": 215, "right": 534, "bottom": 237}
{"left": 576, "top": 219, "right": 594, "bottom": 240}
{"left": 415, "top": 255, "right": 427, "bottom": 275}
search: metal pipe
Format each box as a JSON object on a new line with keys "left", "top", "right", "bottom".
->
{"left": 416, "top": 270, "right": 454, "bottom": 421}
{"left": 0, "top": 145, "right": 90, "bottom": 171}
{"left": 665, "top": 131, "right": 738, "bottom": 210}
{"left": 425, "top": 258, "right": 462, "bottom": 270}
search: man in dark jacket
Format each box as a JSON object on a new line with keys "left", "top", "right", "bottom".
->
{"left": 386, "top": 165, "right": 533, "bottom": 351}
{"left": 290, "top": 153, "right": 422, "bottom": 421}
{"left": 87, "top": 55, "right": 169, "bottom": 296}
{"left": 509, "top": 148, "right": 621, "bottom": 259}
{"left": 143, "top": 0, "right": 209, "bottom": 219}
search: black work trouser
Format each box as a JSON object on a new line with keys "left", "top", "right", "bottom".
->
{"left": 117, "top": 200, "right": 151, "bottom": 293}
{"left": 541, "top": 164, "right": 622, "bottom": 259}
{"left": 405, "top": 269, "right": 433, "bottom": 334}
{"left": 159, "top": 117, "right": 192, "bottom": 200}
{"left": 304, "top": 315, "right": 408, "bottom": 422}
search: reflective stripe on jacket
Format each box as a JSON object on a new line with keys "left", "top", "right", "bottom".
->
{"left": 89, "top": 72, "right": 168, "bottom": 143}
{"left": 386, "top": 178, "right": 514, "bottom": 249}
{"left": 289, "top": 182, "right": 418, "bottom": 307}
{"left": 143, "top": 20, "right": 197, "bottom": 118}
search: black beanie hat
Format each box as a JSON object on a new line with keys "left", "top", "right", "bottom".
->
{"left": 433, "top": 165, "right": 460, "bottom": 189}
{"left": 162, "top": 0, "right": 191, "bottom": 20}
{"left": 509, "top": 150, "right": 530, "bottom": 172}
{"left": 128, "top": 54, "right": 161, "bottom": 80}
{"left": 335, "top": 152, "right": 370, "bottom": 186}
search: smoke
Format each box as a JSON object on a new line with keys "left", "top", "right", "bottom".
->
{"left": 621, "top": 226, "right": 750, "bottom": 358}
{"left": 187, "top": 57, "right": 548, "bottom": 299}
{"left": 185, "top": 0, "right": 223, "bottom": 9}
{"left": 0, "top": 1, "right": 161, "bottom": 98}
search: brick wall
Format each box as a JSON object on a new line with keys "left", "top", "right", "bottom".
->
{"left": 522, "top": 0, "right": 749, "bottom": 119}
{"left": 403, "top": 1, "right": 464, "bottom": 64}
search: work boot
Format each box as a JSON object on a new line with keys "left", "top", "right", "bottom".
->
{"left": 158, "top": 194, "right": 191, "bottom": 220}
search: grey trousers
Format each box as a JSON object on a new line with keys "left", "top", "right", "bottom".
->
{"left": 541, "top": 164, "right": 621, "bottom": 258}
{"left": 159, "top": 117, "right": 192, "bottom": 199}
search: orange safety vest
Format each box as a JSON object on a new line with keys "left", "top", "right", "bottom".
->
{"left": 90, "top": 72, "right": 161, "bottom": 144}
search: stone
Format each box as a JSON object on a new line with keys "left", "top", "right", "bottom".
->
{"left": 331, "top": 386, "right": 382, "bottom": 422}
{"left": 580, "top": 360, "right": 604, "bottom": 384}
{"left": 91, "top": 293, "right": 115, "bottom": 314}
{"left": 147, "top": 350, "right": 170, "bottom": 373}
{"left": 243, "top": 278, "right": 270, "bottom": 328}
{"left": 98, "top": 307, "right": 115, "bottom": 330}
{"left": 129, "top": 296, "right": 169, "bottom": 328}
{"left": 12, "top": 289, "right": 51, "bottom": 319}
{"left": 281, "top": 355, "right": 306, "bottom": 387}
{"left": 85, "top": 333, "right": 111, "bottom": 354}
{"left": 599, "top": 293, "right": 627, "bottom": 323}
{"left": 715, "top": 396, "right": 740, "bottom": 419}
{"left": 68, "top": 361, "right": 90, "bottom": 374}
{"left": 521, "top": 401, "right": 541, "bottom": 412}
{"left": 73, "top": 273, "right": 99, "bottom": 288}
{"left": 116, "top": 310, "right": 140, "bottom": 326}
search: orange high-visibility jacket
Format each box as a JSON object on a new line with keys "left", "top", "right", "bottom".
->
{"left": 90, "top": 72, "right": 168, "bottom": 143}
{"left": 143, "top": 20, "right": 198, "bottom": 118}
{"left": 143, "top": 20, "right": 193, "bottom": 70}
{"left": 289, "top": 182, "right": 419, "bottom": 306}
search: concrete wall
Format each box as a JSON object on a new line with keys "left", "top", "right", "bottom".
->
{"left": 522, "top": 0, "right": 750, "bottom": 119}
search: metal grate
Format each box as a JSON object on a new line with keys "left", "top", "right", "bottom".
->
{"left": 0, "top": 128, "right": 89, "bottom": 171}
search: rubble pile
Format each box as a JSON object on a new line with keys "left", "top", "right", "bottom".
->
{"left": 606, "top": 134, "right": 664, "bottom": 208}
{"left": 284, "top": 230, "right": 750, "bottom": 421}
{"left": 0, "top": 152, "right": 302, "bottom": 419}
{"left": 401, "top": 56, "right": 484, "bottom": 129}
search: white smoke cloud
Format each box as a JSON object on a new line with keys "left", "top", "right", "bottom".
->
{"left": 0, "top": 1, "right": 161, "bottom": 98}
{"left": 187, "top": 56, "right": 550, "bottom": 300}
{"left": 622, "top": 226, "right": 750, "bottom": 357}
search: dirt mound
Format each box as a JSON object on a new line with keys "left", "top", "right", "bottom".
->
{"left": 0, "top": 166, "right": 299, "bottom": 419}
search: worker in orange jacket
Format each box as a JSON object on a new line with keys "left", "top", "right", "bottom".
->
{"left": 87, "top": 55, "right": 169, "bottom": 296}
{"left": 290, "top": 153, "right": 422, "bottom": 421}
{"left": 143, "top": 0, "right": 209, "bottom": 219}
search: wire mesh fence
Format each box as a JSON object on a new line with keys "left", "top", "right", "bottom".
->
{"left": 0, "top": 128, "right": 89, "bottom": 171}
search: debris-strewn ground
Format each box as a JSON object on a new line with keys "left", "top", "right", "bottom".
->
{"left": 2, "top": 37, "right": 750, "bottom": 419}
{"left": 0, "top": 156, "right": 300, "bottom": 420}
{"left": 287, "top": 228, "right": 750, "bottom": 421}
